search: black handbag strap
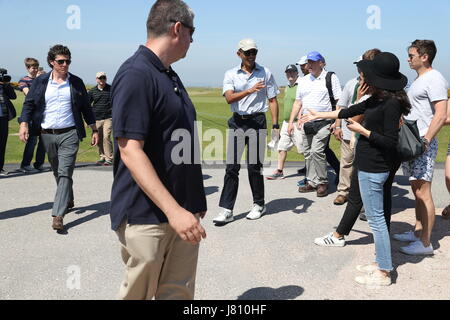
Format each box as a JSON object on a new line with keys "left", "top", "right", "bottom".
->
{"left": 326, "top": 72, "right": 336, "bottom": 111}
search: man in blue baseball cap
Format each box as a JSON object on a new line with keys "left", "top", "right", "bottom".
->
{"left": 288, "top": 51, "right": 342, "bottom": 197}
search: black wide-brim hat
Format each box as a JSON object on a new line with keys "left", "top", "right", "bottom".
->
{"left": 356, "top": 52, "right": 408, "bottom": 91}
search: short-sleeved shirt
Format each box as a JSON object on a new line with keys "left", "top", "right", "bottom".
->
{"left": 110, "top": 45, "right": 207, "bottom": 231}
{"left": 296, "top": 69, "right": 342, "bottom": 115}
{"left": 405, "top": 69, "right": 448, "bottom": 137}
{"left": 88, "top": 84, "right": 112, "bottom": 120}
{"left": 338, "top": 77, "right": 370, "bottom": 140}
{"left": 222, "top": 63, "right": 279, "bottom": 115}
{"left": 283, "top": 83, "right": 298, "bottom": 122}
{"left": 18, "top": 76, "right": 35, "bottom": 92}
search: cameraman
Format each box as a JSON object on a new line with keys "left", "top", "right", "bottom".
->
{"left": 0, "top": 71, "right": 17, "bottom": 176}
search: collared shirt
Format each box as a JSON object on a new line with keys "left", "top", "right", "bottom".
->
{"left": 110, "top": 45, "right": 207, "bottom": 231}
{"left": 296, "top": 69, "right": 342, "bottom": 115}
{"left": 89, "top": 84, "right": 112, "bottom": 120}
{"left": 223, "top": 63, "right": 279, "bottom": 115}
{"left": 41, "top": 72, "right": 75, "bottom": 129}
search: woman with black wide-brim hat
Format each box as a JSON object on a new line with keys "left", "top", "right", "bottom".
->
{"left": 300, "top": 52, "right": 411, "bottom": 286}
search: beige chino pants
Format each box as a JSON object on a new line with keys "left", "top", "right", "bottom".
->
{"left": 337, "top": 139, "right": 355, "bottom": 197}
{"left": 96, "top": 119, "right": 113, "bottom": 162}
{"left": 116, "top": 218, "right": 200, "bottom": 300}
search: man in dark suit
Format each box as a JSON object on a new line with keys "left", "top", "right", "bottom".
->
{"left": 19, "top": 44, "right": 99, "bottom": 231}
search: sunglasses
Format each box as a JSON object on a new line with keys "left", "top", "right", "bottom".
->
{"left": 98, "top": 76, "right": 106, "bottom": 80}
{"left": 170, "top": 20, "right": 195, "bottom": 37}
{"left": 242, "top": 49, "right": 258, "bottom": 57}
{"left": 55, "top": 59, "right": 71, "bottom": 65}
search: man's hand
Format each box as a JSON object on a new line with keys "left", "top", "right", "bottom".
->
{"left": 19, "top": 123, "right": 29, "bottom": 143}
{"left": 287, "top": 122, "right": 294, "bottom": 136}
{"left": 168, "top": 208, "right": 207, "bottom": 244}
{"left": 249, "top": 81, "right": 265, "bottom": 94}
{"left": 91, "top": 132, "right": 99, "bottom": 146}
{"left": 330, "top": 122, "right": 343, "bottom": 142}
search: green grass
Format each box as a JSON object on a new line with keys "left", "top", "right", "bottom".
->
{"left": 4, "top": 87, "right": 450, "bottom": 163}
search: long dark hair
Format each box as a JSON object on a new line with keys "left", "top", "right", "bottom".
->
{"left": 372, "top": 88, "right": 411, "bottom": 116}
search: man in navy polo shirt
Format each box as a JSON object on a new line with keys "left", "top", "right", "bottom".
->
{"left": 111, "top": 0, "right": 207, "bottom": 300}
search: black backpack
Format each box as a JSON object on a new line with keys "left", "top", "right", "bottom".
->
{"left": 325, "top": 72, "right": 336, "bottom": 111}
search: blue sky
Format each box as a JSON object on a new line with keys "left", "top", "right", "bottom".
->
{"left": 2, "top": 0, "right": 450, "bottom": 87}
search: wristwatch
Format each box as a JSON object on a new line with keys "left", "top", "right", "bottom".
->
{"left": 272, "top": 124, "right": 280, "bottom": 129}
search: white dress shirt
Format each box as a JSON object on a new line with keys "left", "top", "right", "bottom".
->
{"left": 41, "top": 73, "right": 76, "bottom": 129}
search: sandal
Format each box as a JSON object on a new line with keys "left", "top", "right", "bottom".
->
{"left": 442, "top": 205, "right": 450, "bottom": 219}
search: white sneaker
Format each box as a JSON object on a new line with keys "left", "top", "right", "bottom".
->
{"left": 0, "top": 170, "right": 8, "bottom": 176}
{"left": 355, "top": 272, "right": 391, "bottom": 286}
{"left": 213, "top": 209, "right": 234, "bottom": 225}
{"left": 392, "top": 231, "right": 420, "bottom": 242}
{"left": 20, "top": 165, "right": 39, "bottom": 173}
{"left": 356, "top": 263, "right": 378, "bottom": 273}
{"left": 314, "top": 232, "right": 345, "bottom": 247}
{"left": 246, "top": 204, "right": 266, "bottom": 220}
{"left": 399, "top": 240, "right": 434, "bottom": 256}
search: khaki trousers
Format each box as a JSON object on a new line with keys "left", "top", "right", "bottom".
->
{"left": 116, "top": 219, "right": 200, "bottom": 300}
{"left": 96, "top": 119, "right": 113, "bottom": 162}
{"left": 337, "top": 139, "right": 355, "bottom": 197}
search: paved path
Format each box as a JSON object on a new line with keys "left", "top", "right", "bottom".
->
{"left": 0, "top": 163, "right": 449, "bottom": 300}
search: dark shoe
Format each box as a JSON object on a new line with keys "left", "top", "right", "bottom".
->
{"left": 52, "top": 216, "right": 64, "bottom": 230}
{"left": 359, "top": 212, "right": 367, "bottom": 221}
{"left": 68, "top": 201, "right": 74, "bottom": 209}
{"left": 316, "top": 184, "right": 329, "bottom": 197}
{"left": 297, "top": 167, "right": 306, "bottom": 175}
{"left": 103, "top": 161, "right": 113, "bottom": 166}
{"left": 298, "top": 183, "right": 316, "bottom": 193}
{"left": 96, "top": 159, "right": 105, "bottom": 166}
{"left": 333, "top": 195, "right": 348, "bottom": 205}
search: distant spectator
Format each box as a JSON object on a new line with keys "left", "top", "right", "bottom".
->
{"left": 18, "top": 58, "right": 46, "bottom": 173}
{"left": 0, "top": 73, "right": 17, "bottom": 176}
{"left": 89, "top": 72, "right": 113, "bottom": 166}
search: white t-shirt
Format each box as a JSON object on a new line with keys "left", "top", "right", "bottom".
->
{"left": 405, "top": 69, "right": 448, "bottom": 137}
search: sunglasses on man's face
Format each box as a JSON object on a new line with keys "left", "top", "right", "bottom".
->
{"left": 55, "top": 59, "right": 71, "bottom": 66}
{"left": 242, "top": 49, "right": 258, "bottom": 57}
{"left": 98, "top": 76, "right": 106, "bottom": 80}
{"left": 170, "top": 20, "right": 195, "bottom": 37}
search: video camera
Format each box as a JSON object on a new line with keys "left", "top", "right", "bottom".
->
{"left": 0, "top": 68, "right": 11, "bottom": 83}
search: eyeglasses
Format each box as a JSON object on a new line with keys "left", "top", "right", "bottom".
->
{"left": 55, "top": 59, "right": 71, "bottom": 65}
{"left": 98, "top": 76, "right": 106, "bottom": 80}
{"left": 241, "top": 49, "right": 258, "bottom": 57}
{"left": 170, "top": 20, "right": 195, "bottom": 37}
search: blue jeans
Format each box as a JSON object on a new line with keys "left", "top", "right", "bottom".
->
{"left": 358, "top": 170, "right": 392, "bottom": 272}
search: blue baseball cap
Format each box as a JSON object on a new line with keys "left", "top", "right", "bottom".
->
{"left": 307, "top": 51, "right": 325, "bottom": 62}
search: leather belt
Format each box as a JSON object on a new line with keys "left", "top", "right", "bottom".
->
{"left": 233, "top": 112, "right": 264, "bottom": 120}
{"left": 41, "top": 126, "right": 76, "bottom": 135}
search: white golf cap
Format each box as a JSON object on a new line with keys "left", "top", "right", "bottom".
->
{"left": 238, "top": 38, "right": 257, "bottom": 51}
{"left": 297, "top": 55, "right": 308, "bottom": 65}
{"left": 96, "top": 71, "right": 106, "bottom": 78}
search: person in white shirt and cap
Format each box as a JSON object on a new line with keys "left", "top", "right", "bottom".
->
{"left": 213, "top": 38, "right": 280, "bottom": 225}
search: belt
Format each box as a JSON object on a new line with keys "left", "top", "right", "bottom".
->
{"left": 41, "top": 126, "right": 76, "bottom": 135}
{"left": 233, "top": 112, "right": 264, "bottom": 120}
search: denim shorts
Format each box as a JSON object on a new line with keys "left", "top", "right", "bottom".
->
{"left": 402, "top": 138, "right": 438, "bottom": 182}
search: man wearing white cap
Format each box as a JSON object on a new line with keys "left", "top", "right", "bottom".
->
{"left": 296, "top": 56, "right": 309, "bottom": 76}
{"left": 89, "top": 72, "right": 113, "bottom": 165}
{"left": 213, "top": 38, "right": 280, "bottom": 224}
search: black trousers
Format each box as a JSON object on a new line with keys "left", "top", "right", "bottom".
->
{"left": 0, "top": 117, "right": 8, "bottom": 171}
{"left": 336, "top": 160, "right": 402, "bottom": 235}
{"left": 219, "top": 113, "right": 267, "bottom": 210}
{"left": 325, "top": 136, "right": 340, "bottom": 175}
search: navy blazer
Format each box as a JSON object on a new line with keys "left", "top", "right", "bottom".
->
{"left": 21, "top": 72, "right": 96, "bottom": 140}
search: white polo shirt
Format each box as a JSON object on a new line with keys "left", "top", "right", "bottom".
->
{"left": 41, "top": 73, "right": 76, "bottom": 129}
{"left": 296, "top": 69, "right": 342, "bottom": 115}
{"left": 223, "top": 63, "right": 279, "bottom": 115}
